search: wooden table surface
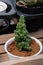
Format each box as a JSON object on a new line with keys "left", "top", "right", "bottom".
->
{"left": 0, "top": 29, "right": 43, "bottom": 63}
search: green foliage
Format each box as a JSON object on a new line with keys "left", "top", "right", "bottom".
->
{"left": 19, "top": 0, "right": 43, "bottom": 7}
{"left": 19, "top": 0, "right": 36, "bottom": 6}
{"left": 14, "top": 15, "right": 32, "bottom": 51}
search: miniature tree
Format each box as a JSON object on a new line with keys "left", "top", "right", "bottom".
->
{"left": 14, "top": 15, "right": 32, "bottom": 51}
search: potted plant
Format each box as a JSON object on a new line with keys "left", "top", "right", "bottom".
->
{"left": 5, "top": 15, "right": 42, "bottom": 60}
{"left": 16, "top": 0, "right": 43, "bottom": 14}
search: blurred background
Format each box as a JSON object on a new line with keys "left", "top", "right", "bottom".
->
{"left": 0, "top": 0, "right": 43, "bottom": 35}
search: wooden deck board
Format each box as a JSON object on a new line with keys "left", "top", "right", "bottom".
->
{"left": 0, "top": 45, "right": 5, "bottom": 53}
{"left": 0, "top": 33, "right": 14, "bottom": 44}
{"left": 0, "top": 54, "right": 9, "bottom": 62}
{"left": 30, "top": 29, "right": 43, "bottom": 38}
{"left": 0, "top": 54, "right": 43, "bottom": 65}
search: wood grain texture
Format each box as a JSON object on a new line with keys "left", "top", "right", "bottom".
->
{"left": 13, "top": 59, "right": 43, "bottom": 65}
{"left": 0, "top": 54, "right": 43, "bottom": 65}
{"left": 0, "top": 45, "right": 5, "bottom": 53}
{"left": 30, "top": 29, "right": 43, "bottom": 38}
{"left": 0, "top": 54, "right": 9, "bottom": 62}
{"left": 0, "top": 33, "right": 14, "bottom": 44}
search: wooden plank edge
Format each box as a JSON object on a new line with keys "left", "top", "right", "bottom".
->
{"left": 0, "top": 54, "right": 43, "bottom": 65}
{"left": 0, "top": 54, "right": 9, "bottom": 62}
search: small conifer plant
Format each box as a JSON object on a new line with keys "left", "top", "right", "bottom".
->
{"left": 14, "top": 15, "right": 32, "bottom": 51}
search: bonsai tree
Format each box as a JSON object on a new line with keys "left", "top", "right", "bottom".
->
{"left": 14, "top": 15, "right": 32, "bottom": 51}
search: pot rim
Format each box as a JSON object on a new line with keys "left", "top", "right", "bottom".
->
{"left": 4, "top": 36, "right": 42, "bottom": 58}
{"left": 16, "top": 2, "right": 43, "bottom": 14}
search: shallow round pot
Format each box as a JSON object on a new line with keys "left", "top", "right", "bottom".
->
{"left": 4, "top": 36, "right": 42, "bottom": 60}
